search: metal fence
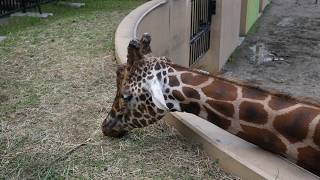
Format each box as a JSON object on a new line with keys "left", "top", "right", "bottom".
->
{"left": 189, "top": 0, "right": 216, "bottom": 66}
{"left": 0, "top": 0, "right": 54, "bottom": 17}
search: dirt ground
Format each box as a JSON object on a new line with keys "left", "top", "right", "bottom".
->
{"left": 0, "top": 1, "right": 238, "bottom": 179}
{"left": 222, "top": 0, "right": 320, "bottom": 102}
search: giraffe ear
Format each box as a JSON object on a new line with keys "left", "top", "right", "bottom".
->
{"left": 146, "top": 78, "right": 168, "bottom": 111}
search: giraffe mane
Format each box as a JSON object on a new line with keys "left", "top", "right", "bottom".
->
{"left": 168, "top": 63, "right": 320, "bottom": 108}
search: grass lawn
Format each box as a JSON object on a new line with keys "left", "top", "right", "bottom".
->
{"left": 0, "top": 0, "right": 238, "bottom": 179}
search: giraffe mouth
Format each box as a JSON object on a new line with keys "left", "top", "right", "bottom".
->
{"left": 101, "top": 118, "right": 128, "bottom": 138}
{"left": 102, "top": 128, "right": 128, "bottom": 138}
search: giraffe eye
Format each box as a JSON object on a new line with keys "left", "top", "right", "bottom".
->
{"left": 122, "top": 94, "right": 133, "bottom": 102}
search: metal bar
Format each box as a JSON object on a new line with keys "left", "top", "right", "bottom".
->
{"left": 195, "top": 0, "right": 198, "bottom": 37}
{"left": 202, "top": 0, "right": 204, "bottom": 24}
{"left": 189, "top": 0, "right": 213, "bottom": 65}
{"left": 191, "top": 0, "right": 195, "bottom": 37}
{"left": 190, "top": 25, "right": 210, "bottom": 44}
{"left": 22, "top": 0, "right": 27, "bottom": 13}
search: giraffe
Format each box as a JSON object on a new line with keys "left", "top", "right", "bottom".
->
{"left": 102, "top": 34, "right": 320, "bottom": 176}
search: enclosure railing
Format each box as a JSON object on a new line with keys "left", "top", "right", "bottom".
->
{"left": 0, "top": 0, "right": 55, "bottom": 17}
{"left": 189, "top": 0, "right": 216, "bottom": 66}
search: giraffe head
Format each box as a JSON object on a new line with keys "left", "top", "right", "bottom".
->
{"left": 102, "top": 34, "right": 171, "bottom": 137}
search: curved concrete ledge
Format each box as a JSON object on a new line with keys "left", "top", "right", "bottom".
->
{"left": 114, "top": 1, "right": 319, "bottom": 179}
{"left": 114, "top": 0, "right": 167, "bottom": 64}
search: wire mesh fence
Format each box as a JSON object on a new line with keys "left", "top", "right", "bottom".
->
{"left": 0, "top": 0, "right": 55, "bottom": 17}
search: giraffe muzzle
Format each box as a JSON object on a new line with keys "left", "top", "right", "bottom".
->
{"left": 101, "top": 118, "right": 128, "bottom": 138}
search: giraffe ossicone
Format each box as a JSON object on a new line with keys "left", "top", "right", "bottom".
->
{"left": 102, "top": 33, "right": 320, "bottom": 176}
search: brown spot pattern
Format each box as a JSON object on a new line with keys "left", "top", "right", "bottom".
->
{"left": 139, "top": 94, "right": 146, "bottom": 101}
{"left": 315, "top": 121, "right": 320, "bottom": 146}
{"left": 269, "top": 96, "right": 297, "bottom": 110}
{"left": 182, "top": 87, "right": 200, "bottom": 100}
{"left": 202, "top": 80, "right": 237, "bottom": 101}
{"left": 206, "top": 100, "right": 234, "bottom": 117}
{"left": 168, "top": 76, "right": 180, "bottom": 87}
{"left": 140, "top": 119, "right": 147, "bottom": 126}
{"left": 160, "top": 62, "right": 166, "bottom": 68}
{"left": 204, "top": 106, "right": 231, "bottom": 129}
{"left": 242, "top": 87, "right": 268, "bottom": 100}
{"left": 132, "top": 119, "right": 142, "bottom": 128}
{"left": 151, "top": 118, "right": 157, "bottom": 123}
{"left": 155, "top": 62, "right": 161, "bottom": 70}
{"left": 133, "top": 110, "right": 142, "bottom": 118}
{"left": 137, "top": 105, "right": 145, "bottom": 112}
{"left": 274, "top": 107, "right": 319, "bottom": 143}
{"left": 181, "top": 73, "right": 208, "bottom": 86}
{"left": 130, "top": 122, "right": 139, "bottom": 128}
{"left": 172, "top": 90, "right": 185, "bottom": 101}
{"left": 238, "top": 125, "right": 287, "bottom": 154}
{"left": 168, "top": 95, "right": 175, "bottom": 100}
{"left": 147, "top": 106, "right": 156, "bottom": 116}
{"left": 166, "top": 103, "right": 174, "bottom": 109}
{"left": 180, "top": 102, "right": 200, "bottom": 115}
{"left": 147, "top": 75, "right": 154, "bottom": 80}
{"left": 162, "top": 71, "right": 167, "bottom": 76}
{"left": 157, "top": 108, "right": 164, "bottom": 114}
{"left": 156, "top": 72, "right": 162, "bottom": 81}
{"left": 144, "top": 114, "right": 150, "bottom": 119}
{"left": 239, "top": 101, "right": 268, "bottom": 124}
{"left": 297, "top": 146, "right": 320, "bottom": 176}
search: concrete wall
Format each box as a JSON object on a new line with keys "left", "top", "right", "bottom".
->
{"left": 116, "top": 0, "right": 188, "bottom": 66}
{"left": 123, "top": 0, "right": 242, "bottom": 74}
{"left": 115, "top": 0, "right": 168, "bottom": 64}
{"left": 260, "top": 0, "right": 270, "bottom": 12}
{"left": 116, "top": 0, "right": 268, "bottom": 73}
{"left": 191, "top": 0, "right": 242, "bottom": 74}
{"left": 168, "top": 0, "right": 191, "bottom": 67}
{"left": 240, "top": 0, "right": 260, "bottom": 36}
{"left": 136, "top": 0, "right": 190, "bottom": 67}
{"left": 136, "top": 2, "right": 171, "bottom": 57}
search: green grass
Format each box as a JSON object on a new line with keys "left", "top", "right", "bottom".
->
{"left": 0, "top": 0, "right": 144, "bottom": 35}
{"left": 0, "top": 1, "right": 239, "bottom": 179}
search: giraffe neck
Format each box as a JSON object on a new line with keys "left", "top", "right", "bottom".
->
{"left": 163, "top": 64, "right": 320, "bottom": 176}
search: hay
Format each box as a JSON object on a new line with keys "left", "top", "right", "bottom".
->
{"left": 0, "top": 2, "right": 239, "bottom": 179}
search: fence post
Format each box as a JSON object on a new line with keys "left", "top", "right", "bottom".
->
{"left": 22, "top": 0, "right": 27, "bottom": 13}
